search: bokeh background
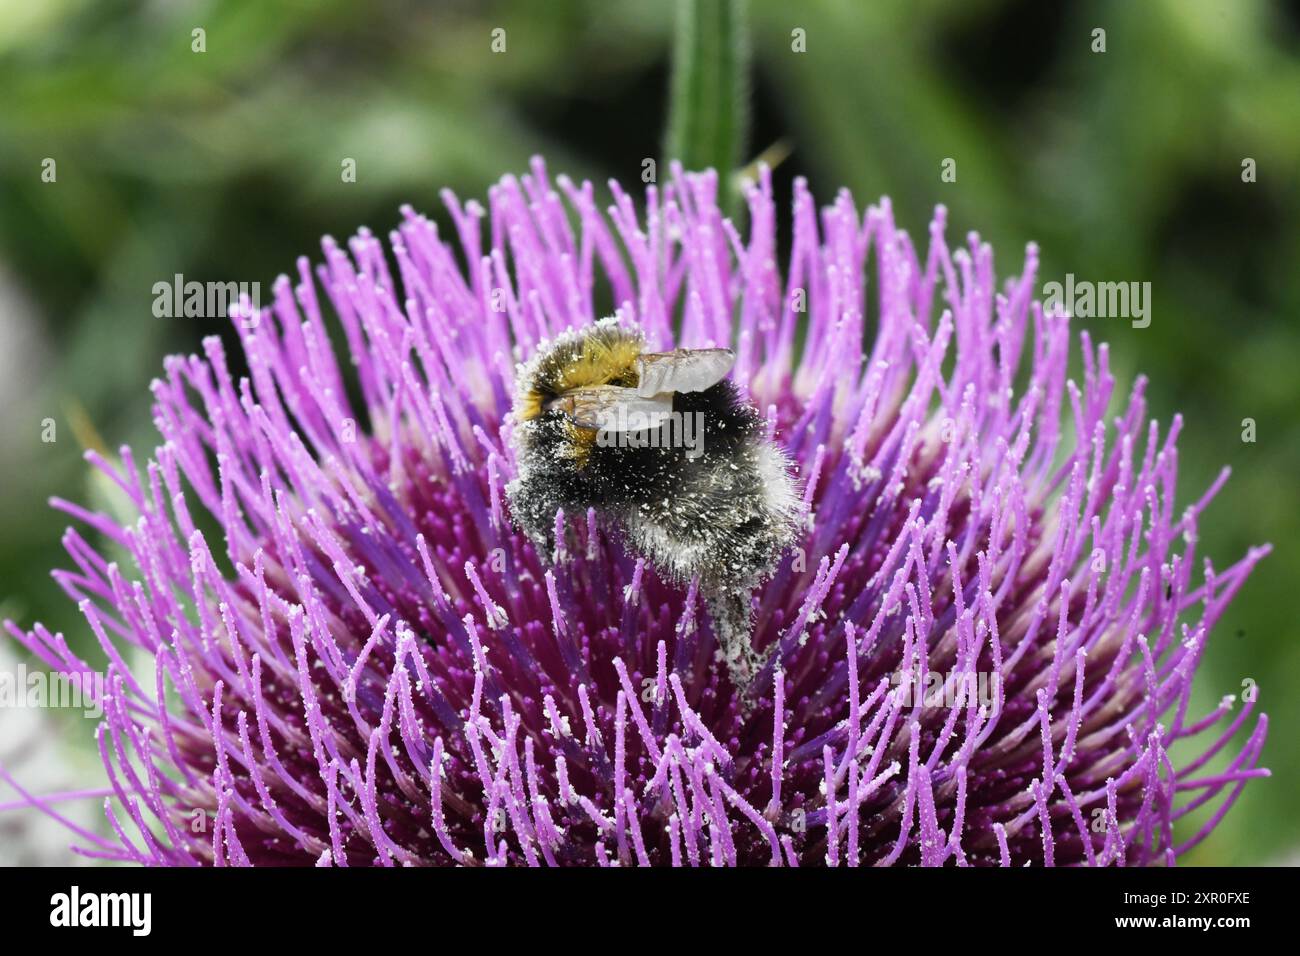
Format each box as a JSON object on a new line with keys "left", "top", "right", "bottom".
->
{"left": 1, "top": 0, "right": 1296, "bottom": 865}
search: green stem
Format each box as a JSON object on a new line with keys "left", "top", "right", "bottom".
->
{"left": 664, "top": 0, "right": 750, "bottom": 206}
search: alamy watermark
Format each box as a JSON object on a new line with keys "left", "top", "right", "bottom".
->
{"left": 0, "top": 662, "right": 104, "bottom": 718}
{"left": 595, "top": 407, "right": 707, "bottom": 460}
{"left": 1042, "top": 273, "right": 1151, "bottom": 328}
{"left": 890, "top": 667, "right": 1000, "bottom": 709}
{"left": 50, "top": 886, "right": 151, "bottom": 936}
{"left": 152, "top": 273, "right": 261, "bottom": 326}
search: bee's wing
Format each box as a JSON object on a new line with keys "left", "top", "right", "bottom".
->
{"left": 635, "top": 348, "right": 735, "bottom": 398}
{"left": 549, "top": 386, "right": 675, "bottom": 432}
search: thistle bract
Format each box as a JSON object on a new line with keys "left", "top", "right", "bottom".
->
{"left": 3, "top": 160, "right": 1268, "bottom": 866}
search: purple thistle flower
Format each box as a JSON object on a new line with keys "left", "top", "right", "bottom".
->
{"left": 2, "top": 159, "right": 1269, "bottom": 866}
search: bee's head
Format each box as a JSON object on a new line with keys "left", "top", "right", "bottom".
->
{"left": 510, "top": 318, "right": 735, "bottom": 469}
{"left": 513, "top": 320, "right": 646, "bottom": 426}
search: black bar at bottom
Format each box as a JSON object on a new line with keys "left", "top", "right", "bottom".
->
{"left": 0, "top": 864, "right": 1289, "bottom": 941}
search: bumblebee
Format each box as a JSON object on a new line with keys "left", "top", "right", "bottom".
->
{"left": 505, "top": 318, "right": 800, "bottom": 688}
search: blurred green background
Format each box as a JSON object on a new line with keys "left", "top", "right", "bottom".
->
{"left": 0, "top": 0, "right": 1296, "bottom": 864}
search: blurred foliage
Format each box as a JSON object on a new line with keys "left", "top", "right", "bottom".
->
{"left": 0, "top": 0, "right": 1297, "bottom": 865}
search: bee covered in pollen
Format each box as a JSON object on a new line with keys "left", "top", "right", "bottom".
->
{"left": 505, "top": 318, "right": 801, "bottom": 688}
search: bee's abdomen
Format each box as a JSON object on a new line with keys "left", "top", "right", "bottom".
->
{"left": 582, "top": 381, "right": 756, "bottom": 494}
{"left": 597, "top": 382, "right": 800, "bottom": 587}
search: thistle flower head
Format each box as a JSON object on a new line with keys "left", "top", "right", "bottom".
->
{"left": 4, "top": 159, "right": 1268, "bottom": 866}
